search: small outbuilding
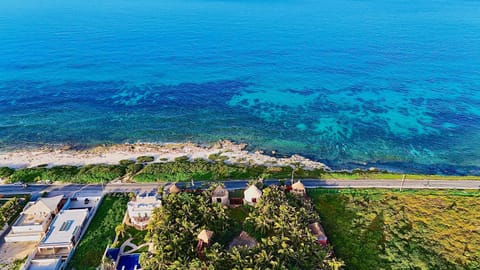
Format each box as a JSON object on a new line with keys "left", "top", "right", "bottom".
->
{"left": 165, "top": 183, "right": 181, "bottom": 195}
{"left": 308, "top": 222, "right": 328, "bottom": 246}
{"left": 197, "top": 229, "right": 214, "bottom": 246}
{"left": 211, "top": 185, "right": 229, "bottom": 206}
{"left": 197, "top": 229, "right": 214, "bottom": 258}
{"left": 228, "top": 231, "right": 257, "bottom": 250}
{"left": 291, "top": 181, "right": 306, "bottom": 196}
{"left": 243, "top": 185, "right": 262, "bottom": 206}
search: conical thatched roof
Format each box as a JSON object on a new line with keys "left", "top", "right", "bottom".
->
{"left": 292, "top": 181, "right": 305, "bottom": 191}
{"left": 197, "top": 229, "right": 214, "bottom": 244}
{"left": 212, "top": 185, "right": 228, "bottom": 197}
{"left": 228, "top": 231, "right": 257, "bottom": 250}
{"left": 168, "top": 183, "right": 181, "bottom": 194}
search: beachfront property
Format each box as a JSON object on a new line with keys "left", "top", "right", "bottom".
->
{"left": 127, "top": 193, "right": 162, "bottom": 230}
{"left": 243, "top": 184, "right": 262, "bottom": 206}
{"left": 36, "top": 208, "right": 89, "bottom": 258}
{"left": 211, "top": 185, "right": 229, "bottom": 206}
{"left": 4, "top": 195, "right": 64, "bottom": 243}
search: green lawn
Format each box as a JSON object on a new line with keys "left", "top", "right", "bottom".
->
{"left": 309, "top": 189, "right": 480, "bottom": 270}
{"left": 117, "top": 226, "right": 147, "bottom": 247}
{"left": 67, "top": 194, "right": 128, "bottom": 270}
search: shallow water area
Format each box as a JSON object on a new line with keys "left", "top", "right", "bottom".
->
{"left": 0, "top": 0, "right": 480, "bottom": 174}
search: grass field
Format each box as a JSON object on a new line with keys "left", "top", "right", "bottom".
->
{"left": 67, "top": 194, "right": 128, "bottom": 270}
{"left": 323, "top": 172, "right": 480, "bottom": 180}
{"left": 309, "top": 189, "right": 480, "bottom": 270}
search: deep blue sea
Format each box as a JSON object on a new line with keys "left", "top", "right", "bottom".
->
{"left": 1, "top": 0, "right": 480, "bottom": 174}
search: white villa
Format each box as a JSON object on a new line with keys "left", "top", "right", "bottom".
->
{"left": 127, "top": 193, "right": 162, "bottom": 230}
{"left": 211, "top": 185, "right": 229, "bottom": 206}
{"left": 36, "top": 208, "right": 89, "bottom": 258}
{"left": 243, "top": 185, "right": 262, "bottom": 206}
{"left": 5, "top": 195, "right": 64, "bottom": 243}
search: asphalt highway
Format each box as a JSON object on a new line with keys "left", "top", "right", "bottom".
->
{"left": 1, "top": 179, "right": 479, "bottom": 196}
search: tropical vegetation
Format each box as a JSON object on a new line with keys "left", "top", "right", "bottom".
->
{"left": 0, "top": 196, "right": 28, "bottom": 228}
{"left": 141, "top": 185, "right": 341, "bottom": 269}
{"left": 309, "top": 189, "right": 480, "bottom": 270}
{"left": 1, "top": 156, "right": 478, "bottom": 185}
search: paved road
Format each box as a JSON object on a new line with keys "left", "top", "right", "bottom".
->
{"left": 1, "top": 179, "right": 479, "bottom": 196}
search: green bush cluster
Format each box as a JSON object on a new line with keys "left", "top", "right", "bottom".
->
{"left": 0, "top": 197, "right": 26, "bottom": 228}
{"left": 0, "top": 167, "right": 14, "bottom": 178}
{"left": 132, "top": 158, "right": 317, "bottom": 182}
{"left": 8, "top": 164, "right": 125, "bottom": 184}
{"left": 137, "top": 156, "right": 155, "bottom": 163}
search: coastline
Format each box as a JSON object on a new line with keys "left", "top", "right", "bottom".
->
{"left": 0, "top": 140, "right": 329, "bottom": 171}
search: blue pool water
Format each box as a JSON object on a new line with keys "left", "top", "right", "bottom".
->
{"left": 0, "top": 0, "right": 479, "bottom": 174}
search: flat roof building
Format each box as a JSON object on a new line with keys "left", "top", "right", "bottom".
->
{"left": 36, "top": 209, "right": 89, "bottom": 258}
{"left": 26, "top": 258, "right": 62, "bottom": 270}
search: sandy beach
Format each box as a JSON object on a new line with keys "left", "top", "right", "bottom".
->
{"left": 0, "top": 140, "right": 329, "bottom": 170}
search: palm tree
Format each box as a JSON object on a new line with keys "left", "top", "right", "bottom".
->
{"left": 115, "top": 223, "right": 126, "bottom": 239}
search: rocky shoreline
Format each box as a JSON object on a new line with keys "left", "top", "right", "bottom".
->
{"left": 0, "top": 140, "right": 330, "bottom": 170}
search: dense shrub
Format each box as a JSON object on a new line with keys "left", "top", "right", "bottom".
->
{"left": 73, "top": 164, "right": 126, "bottom": 183}
{"left": 119, "top": 159, "right": 135, "bottom": 166}
{"left": 0, "top": 197, "right": 26, "bottom": 228}
{"left": 10, "top": 168, "right": 46, "bottom": 183}
{"left": 44, "top": 165, "right": 80, "bottom": 182}
{"left": 137, "top": 156, "right": 155, "bottom": 163}
{"left": 0, "top": 167, "right": 14, "bottom": 178}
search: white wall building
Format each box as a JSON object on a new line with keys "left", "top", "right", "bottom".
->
{"left": 243, "top": 185, "right": 262, "bottom": 206}
{"left": 211, "top": 185, "right": 229, "bottom": 206}
{"left": 127, "top": 194, "right": 162, "bottom": 230}
{"left": 5, "top": 195, "right": 63, "bottom": 243}
{"left": 36, "top": 209, "right": 89, "bottom": 258}
{"left": 26, "top": 258, "right": 62, "bottom": 270}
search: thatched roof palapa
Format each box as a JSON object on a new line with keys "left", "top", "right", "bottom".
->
{"left": 292, "top": 181, "right": 305, "bottom": 192}
{"left": 197, "top": 229, "right": 214, "bottom": 245}
{"left": 167, "top": 183, "right": 181, "bottom": 194}
{"left": 228, "top": 231, "right": 258, "bottom": 250}
{"left": 212, "top": 185, "right": 228, "bottom": 197}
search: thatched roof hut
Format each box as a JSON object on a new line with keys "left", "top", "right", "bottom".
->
{"left": 291, "top": 180, "right": 306, "bottom": 195}
{"left": 212, "top": 185, "right": 229, "bottom": 205}
{"left": 165, "top": 183, "right": 181, "bottom": 194}
{"left": 228, "top": 231, "right": 258, "bottom": 250}
{"left": 197, "top": 229, "right": 214, "bottom": 245}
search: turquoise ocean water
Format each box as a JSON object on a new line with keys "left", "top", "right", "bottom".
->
{"left": 1, "top": 0, "right": 480, "bottom": 174}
